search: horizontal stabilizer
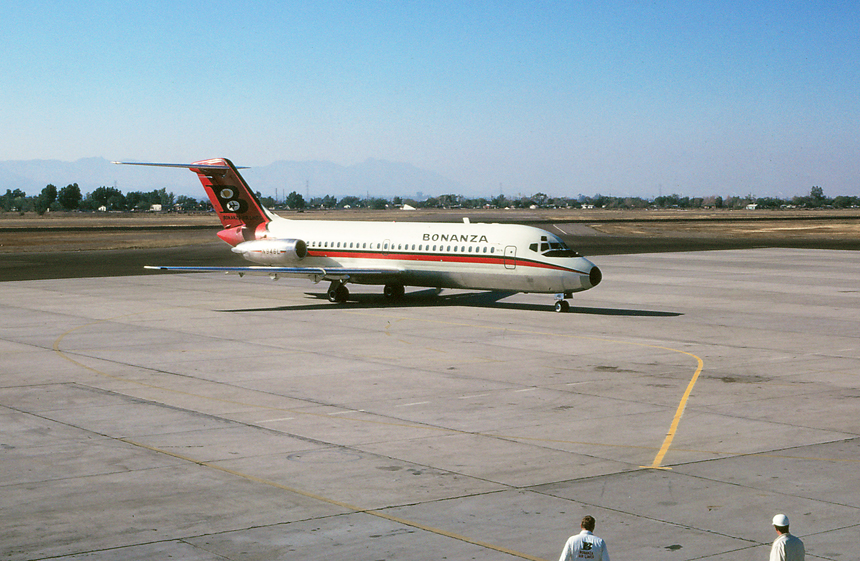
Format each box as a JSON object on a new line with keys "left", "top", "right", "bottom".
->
{"left": 112, "top": 161, "right": 248, "bottom": 169}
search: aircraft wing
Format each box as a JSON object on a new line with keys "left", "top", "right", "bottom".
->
{"left": 144, "top": 265, "right": 402, "bottom": 283}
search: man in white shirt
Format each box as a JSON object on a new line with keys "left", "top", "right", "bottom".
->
{"left": 558, "top": 515, "right": 609, "bottom": 561}
{"left": 770, "top": 514, "right": 805, "bottom": 561}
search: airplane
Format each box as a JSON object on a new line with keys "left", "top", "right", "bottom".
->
{"left": 114, "top": 158, "right": 601, "bottom": 312}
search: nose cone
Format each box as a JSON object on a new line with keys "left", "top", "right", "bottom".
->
{"left": 589, "top": 265, "right": 602, "bottom": 288}
{"left": 568, "top": 259, "right": 602, "bottom": 292}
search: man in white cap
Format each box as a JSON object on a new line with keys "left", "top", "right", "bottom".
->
{"left": 770, "top": 514, "right": 804, "bottom": 561}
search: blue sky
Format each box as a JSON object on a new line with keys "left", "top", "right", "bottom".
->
{"left": 2, "top": 1, "right": 858, "bottom": 198}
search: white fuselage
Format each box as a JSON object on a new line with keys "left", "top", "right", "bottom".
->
{"left": 247, "top": 216, "right": 600, "bottom": 294}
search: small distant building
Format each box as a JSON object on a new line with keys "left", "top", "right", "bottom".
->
{"left": 150, "top": 204, "right": 163, "bottom": 212}
{"left": 745, "top": 203, "right": 758, "bottom": 210}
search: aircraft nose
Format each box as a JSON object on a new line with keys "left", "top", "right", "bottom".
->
{"left": 589, "top": 265, "right": 602, "bottom": 288}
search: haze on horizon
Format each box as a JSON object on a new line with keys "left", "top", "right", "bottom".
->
{"left": 2, "top": 2, "right": 858, "bottom": 200}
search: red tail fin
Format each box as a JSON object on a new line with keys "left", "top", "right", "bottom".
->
{"left": 189, "top": 158, "right": 274, "bottom": 246}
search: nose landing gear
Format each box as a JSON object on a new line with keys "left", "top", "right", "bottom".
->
{"left": 554, "top": 292, "right": 572, "bottom": 313}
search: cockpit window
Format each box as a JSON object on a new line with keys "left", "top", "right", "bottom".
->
{"left": 536, "top": 236, "right": 581, "bottom": 258}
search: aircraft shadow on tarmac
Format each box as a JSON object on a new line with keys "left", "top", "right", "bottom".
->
{"left": 219, "top": 289, "right": 682, "bottom": 317}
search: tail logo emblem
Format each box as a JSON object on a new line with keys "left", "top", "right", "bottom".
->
{"left": 214, "top": 185, "right": 248, "bottom": 214}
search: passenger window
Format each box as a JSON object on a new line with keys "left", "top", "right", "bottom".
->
{"left": 453, "top": 246, "right": 458, "bottom": 252}
{"left": 446, "top": 245, "right": 451, "bottom": 252}
{"left": 490, "top": 247, "right": 495, "bottom": 253}
{"left": 483, "top": 246, "right": 487, "bottom": 253}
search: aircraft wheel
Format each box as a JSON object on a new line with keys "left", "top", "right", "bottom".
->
{"left": 383, "top": 284, "right": 405, "bottom": 299}
{"left": 554, "top": 300, "right": 570, "bottom": 313}
{"left": 328, "top": 284, "right": 349, "bottom": 303}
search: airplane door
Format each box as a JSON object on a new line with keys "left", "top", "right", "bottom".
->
{"left": 504, "top": 245, "right": 517, "bottom": 269}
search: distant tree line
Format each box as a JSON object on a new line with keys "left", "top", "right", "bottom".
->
{"left": 260, "top": 186, "right": 857, "bottom": 211}
{"left": 2, "top": 184, "right": 857, "bottom": 215}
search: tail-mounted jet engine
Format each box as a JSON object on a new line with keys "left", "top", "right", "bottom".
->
{"left": 231, "top": 239, "right": 308, "bottom": 265}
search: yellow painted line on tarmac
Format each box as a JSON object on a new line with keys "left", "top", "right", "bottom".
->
{"left": 643, "top": 350, "right": 704, "bottom": 469}
{"left": 119, "top": 437, "right": 549, "bottom": 561}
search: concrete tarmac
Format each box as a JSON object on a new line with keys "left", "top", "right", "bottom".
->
{"left": 1, "top": 248, "right": 858, "bottom": 560}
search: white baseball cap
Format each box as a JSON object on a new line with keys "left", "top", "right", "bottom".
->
{"left": 772, "top": 514, "right": 790, "bottom": 526}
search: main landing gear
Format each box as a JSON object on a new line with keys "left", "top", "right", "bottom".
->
{"left": 327, "top": 281, "right": 349, "bottom": 303}
{"left": 327, "top": 282, "right": 406, "bottom": 303}
{"left": 554, "top": 292, "right": 572, "bottom": 313}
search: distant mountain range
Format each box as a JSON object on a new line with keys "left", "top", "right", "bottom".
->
{"left": 0, "top": 157, "right": 463, "bottom": 200}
